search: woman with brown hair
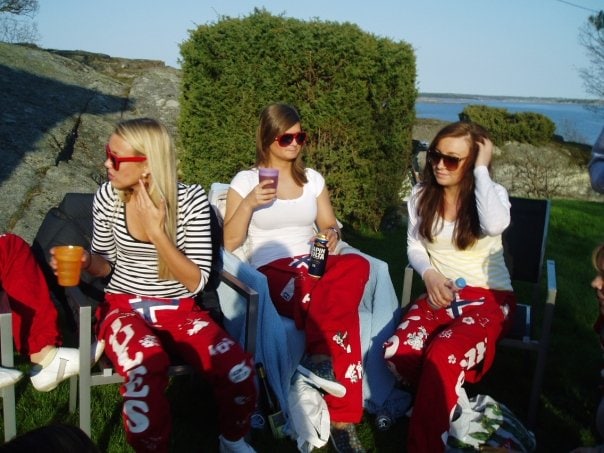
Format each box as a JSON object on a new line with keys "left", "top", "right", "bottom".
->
{"left": 224, "top": 103, "right": 369, "bottom": 452}
{"left": 383, "top": 121, "right": 516, "bottom": 452}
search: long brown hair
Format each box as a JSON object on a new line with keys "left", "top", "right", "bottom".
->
{"left": 417, "top": 121, "right": 491, "bottom": 250}
{"left": 255, "top": 103, "right": 308, "bottom": 186}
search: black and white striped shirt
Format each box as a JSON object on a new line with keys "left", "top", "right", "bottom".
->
{"left": 91, "top": 182, "right": 212, "bottom": 298}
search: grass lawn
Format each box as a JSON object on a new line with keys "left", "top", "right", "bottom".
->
{"left": 1, "top": 198, "right": 603, "bottom": 452}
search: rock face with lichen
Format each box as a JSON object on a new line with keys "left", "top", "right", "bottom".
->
{"left": 0, "top": 43, "right": 181, "bottom": 243}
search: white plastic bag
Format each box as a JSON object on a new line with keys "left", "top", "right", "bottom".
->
{"left": 288, "top": 371, "right": 330, "bottom": 453}
{"left": 448, "top": 388, "right": 536, "bottom": 452}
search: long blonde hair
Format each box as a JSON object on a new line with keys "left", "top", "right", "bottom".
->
{"left": 113, "top": 118, "right": 178, "bottom": 280}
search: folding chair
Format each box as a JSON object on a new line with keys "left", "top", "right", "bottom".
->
{"left": 0, "top": 290, "right": 17, "bottom": 441}
{"left": 400, "top": 196, "right": 557, "bottom": 429}
{"left": 32, "top": 192, "right": 259, "bottom": 436}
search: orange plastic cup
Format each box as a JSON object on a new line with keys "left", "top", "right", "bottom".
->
{"left": 54, "top": 245, "right": 84, "bottom": 287}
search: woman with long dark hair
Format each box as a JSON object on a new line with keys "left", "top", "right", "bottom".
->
{"left": 384, "top": 121, "right": 516, "bottom": 452}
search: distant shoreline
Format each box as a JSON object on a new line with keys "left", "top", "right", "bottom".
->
{"left": 418, "top": 92, "right": 603, "bottom": 105}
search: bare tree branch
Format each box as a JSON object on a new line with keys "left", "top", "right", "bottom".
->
{"left": 0, "top": 16, "right": 38, "bottom": 43}
{"left": 0, "top": 0, "right": 39, "bottom": 43}
{"left": 0, "top": 0, "right": 39, "bottom": 17}
{"left": 579, "top": 11, "right": 604, "bottom": 99}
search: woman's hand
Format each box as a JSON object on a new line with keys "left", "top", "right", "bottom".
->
{"left": 423, "top": 269, "right": 455, "bottom": 309}
{"left": 316, "top": 227, "right": 340, "bottom": 253}
{"left": 475, "top": 138, "right": 493, "bottom": 168}
{"left": 49, "top": 247, "right": 90, "bottom": 277}
{"left": 133, "top": 179, "right": 166, "bottom": 242}
{"left": 244, "top": 180, "right": 277, "bottom": 209}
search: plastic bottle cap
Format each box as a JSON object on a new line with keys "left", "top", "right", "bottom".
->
{"left": 455, "top": 278, "right": 467, "bottom": 288}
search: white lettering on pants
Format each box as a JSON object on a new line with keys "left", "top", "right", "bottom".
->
{"left": 124, "top": 399, "right": 150, "bottom": 434}
{"left": 109, "top": 317, "right": 144, "bottom": 372}
{"left": 109, "top": 316, "right": 151, "bottom": 434}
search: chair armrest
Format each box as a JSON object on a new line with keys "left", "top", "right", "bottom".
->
{"left": 401, "top": 264, "right": 414, "bottom": 308}
{"left": 540, "top": 259, "right": 557, "bottom": 349}
{"left": 64, "top": 287, "right": 94, "bottom": 371}
{"left": 546, "top": 259, "right": 557, "bottom": 306}
{"left": 0, "top": 291, "right": 14, "bottom": 368}
{"left": 219, "top": 270, "right": 259, "bottom": 356}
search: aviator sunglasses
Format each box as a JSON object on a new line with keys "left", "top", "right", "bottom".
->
{"left": 427, "top": 149, "right": 466, "bottom": 171}
{"left": 274, "top": 131, "right": 307, "bottom": 147}
{"left": 105, "top": 144, "right": 147, "bottom": 171}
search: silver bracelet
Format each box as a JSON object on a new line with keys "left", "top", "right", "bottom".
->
{"left": 328, "top": 226, "right": 341, "bottom": 241}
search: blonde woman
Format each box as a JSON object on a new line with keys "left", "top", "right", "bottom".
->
{"left": 53, "top": 118, "right": 257, "bottom": 453}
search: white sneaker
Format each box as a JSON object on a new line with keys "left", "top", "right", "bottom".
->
{"left": 30, "top": 347, "right": 80, "bottom": 392}
{"left": 218, "top": 435, "right": 256, "bottom": 453}
{"left": 0, "top": 366, "right": 23, "bottom": 389}
{"left": 92, "top": 340, "right": 105, "bottom": 364}
{"left": 296, "top": 361, "right": 347, "bottom": 398}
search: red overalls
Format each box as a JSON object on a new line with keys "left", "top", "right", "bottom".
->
{"left": 383, "top": 286, "right": 515, "bottom": 453}
{"left": 259, "top": 253, "right": 369, "bottom": 423}
{"left": 96, "top": 294, "right": 257, "bottom": 453}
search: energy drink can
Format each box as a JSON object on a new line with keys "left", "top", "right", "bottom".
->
{"left": 308, "top": 234, "right": 329, "bottom": 278}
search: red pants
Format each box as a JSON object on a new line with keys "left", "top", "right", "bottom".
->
{"left": 97, "top": 294, "right": 257, "bottom": 453}
{"left": 259, "top": 253, "right": 369, "bottom": 423}
{"left": 383, "top": 286, "right": 515, "bottom": 453}
{"left": 0, "top": 233, "right": 61, "bottom": 355}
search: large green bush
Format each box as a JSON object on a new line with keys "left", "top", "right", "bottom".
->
{"left": 460, "top": 104, "right": 555, "bottom": 146}
{"left": 178, "top": 9, "right": 416, "bottom": 230}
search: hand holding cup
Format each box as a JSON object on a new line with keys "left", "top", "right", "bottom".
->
{"left": 258, "top": 168, "right": 279, "bottom": 190}
{"left": 53, "top": 245, "right": 84, "bottom": 287}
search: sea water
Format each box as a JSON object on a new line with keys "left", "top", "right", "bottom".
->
{"left": 416, "top": 97, "right": 604, "bottom": 145}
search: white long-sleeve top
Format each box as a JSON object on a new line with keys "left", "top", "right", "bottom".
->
{"left": 407, "top": 166, "right": 513, "bottom": 291}
{"left": 589, "top": 126, "right": 604, "bottom": 193}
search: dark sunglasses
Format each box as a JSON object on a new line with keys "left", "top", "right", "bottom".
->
{"left": 427, "top": 149, "right": 466, "bottom": 171}
{"left": 105, "top": 144, "right": 147, "bottom": 171}
{"left": 274, "top": 132, "right": 307, "bottom": 147}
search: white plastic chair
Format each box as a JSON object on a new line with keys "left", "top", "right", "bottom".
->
{"left": 0, "top": 290, "right": 17, "bottom": 441}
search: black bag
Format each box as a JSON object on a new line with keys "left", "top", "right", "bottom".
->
{"left": 31, "top": 193, "right": 104, "bottom": 331}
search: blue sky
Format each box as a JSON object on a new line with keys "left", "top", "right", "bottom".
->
{"left": 34, "top": 0, "right": 601, "bottom": 99}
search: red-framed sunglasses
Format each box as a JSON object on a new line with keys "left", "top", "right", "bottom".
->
{"left": 105, "top": 144, "right": 147, "bottom": 171}
{"left": 427, "top": 149, "right": 466, "bottom": 171}
{"left": 274, "top": 131, "right": 307, "bottom": 147}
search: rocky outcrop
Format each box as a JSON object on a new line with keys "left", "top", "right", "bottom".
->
{"left": 0, "top": 43, "right": 181, "bottom": 243}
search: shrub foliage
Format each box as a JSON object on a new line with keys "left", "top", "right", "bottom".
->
{"left": 178, "top": 9, "right": 417, "bottom": 230}
{"left": 460, "top": 104, "right": 556, "bottom": 146}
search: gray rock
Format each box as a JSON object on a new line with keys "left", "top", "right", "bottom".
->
{"left": 0, "top": 43, "right": 181, "bottom": 243}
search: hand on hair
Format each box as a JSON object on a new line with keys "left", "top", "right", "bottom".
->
{"left": 475, "top": 138, "right": 493, "bottom": 168}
